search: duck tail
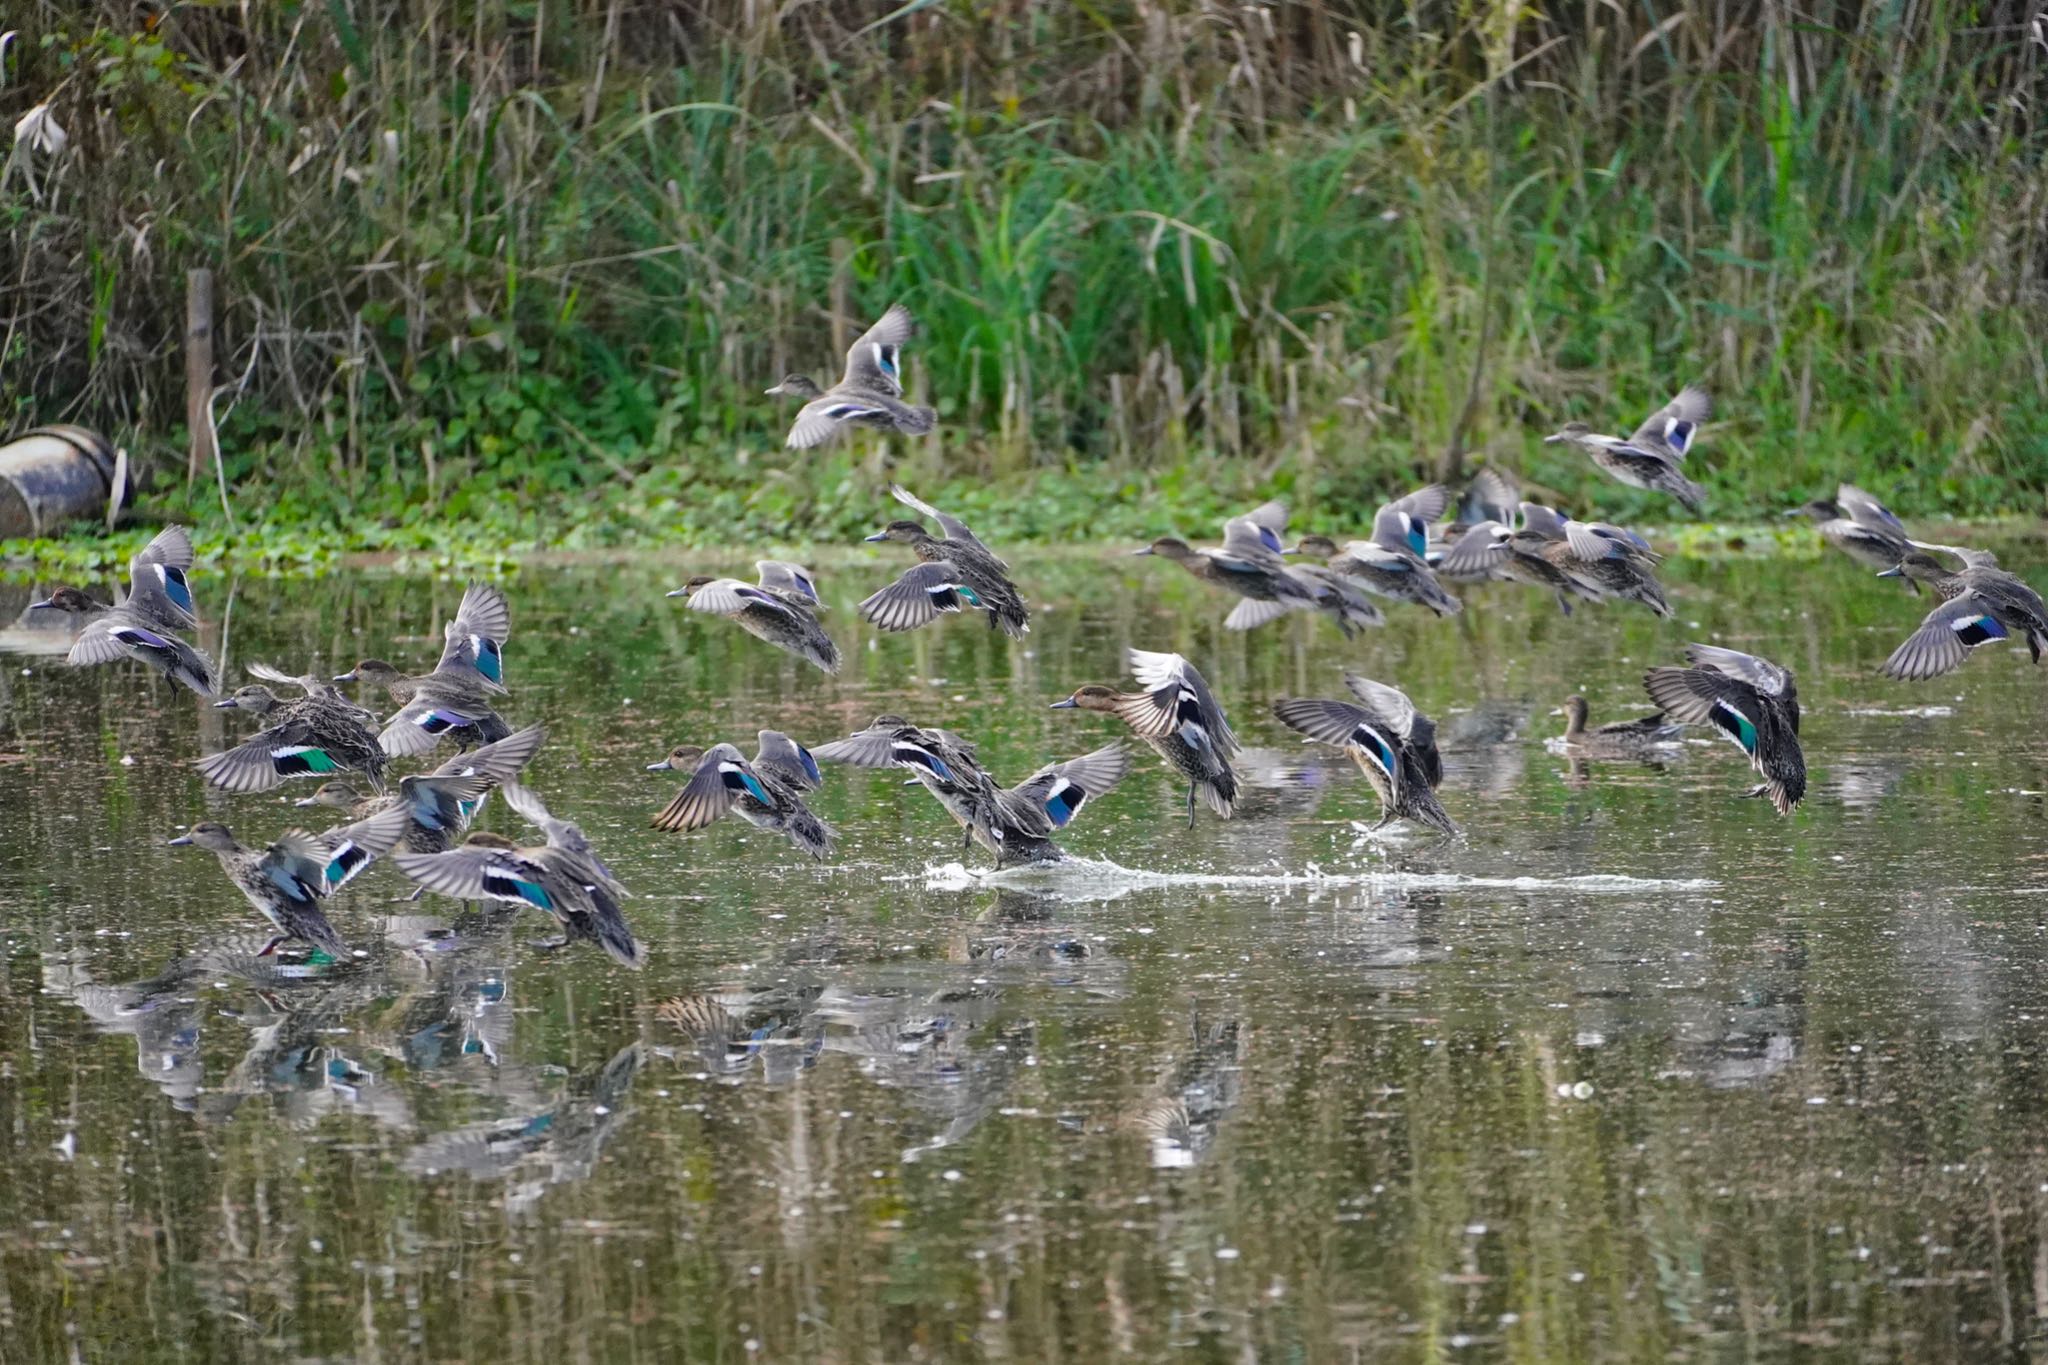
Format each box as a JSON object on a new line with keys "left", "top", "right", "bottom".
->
{"left": 787, "top": 806, "right": 837, "bottom": 861}
{"left": 900, "top": 405, "right": 937, "bottom": 436}
{"left": 579, "top": 893, "right": 645, "bottom": 969}
{"left": 1200, "top": 767, "right": 1240, "bottom": 818}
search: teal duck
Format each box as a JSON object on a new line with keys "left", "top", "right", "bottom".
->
{"left": 1549, "top": 508, "right": 1672, "bottom": 617}
{"left": 1137, "top": 512, "right": 1322, "bottom": 631}
{"left": 1556, "top": 695, "right": 1683, "bottom": 758}
{"left": 1244, "top": 500, "right": 1384, "bottom": 634}
{"left": 768, "top": 304, "right": 936, "bottom": 448}
{"left": 198, "top": 665, "right": 388, "bottom": 794}
{"left": 295, "top": 723, "right": 547, "bottom": 856}
{"left": 815, "top": 717, "right": 1128, "bottom": 868}
{"left": 863, "top": 485, "right": 1030, "bottom": 638}
{"left": 1052, "top": 649, "right": 1240, "bottom": 825}
{"left": 31, "top": 526, "right": 218, "bottom": 695}
{"left": 647, "top": 731, "right": 834, "bottom": 860}
{"left": 1430, "top": 503, "right": 1601, "bottom": 615}
{"left": 1787, "top": 484, "right": 1913, "bottom": 575}
{"left": 1287, "top": 486, "right": 1462, "bottom": 619}
{"left": 1878, "top": 548, "right": 2048, "bottom": 678}
{"left": 334, "top": 583, "right": 515, "bottom": 754}
{"left": 670, "top": 561, "right": 840, "bottom": 674}
{"left": 168, "top": 803, "right": 413, "bottom": 954}
{"left": 1643, "top": 644, "right": 1805, "bottom": 814}
{"left": 1273, "top": 674, "right": 1457, "bottom": 835}
{"left": 393, "top": 784, "right": 642, "bottom": 968}
{"left": 1544, "top": 386, "right": 1708, "bottom": 511}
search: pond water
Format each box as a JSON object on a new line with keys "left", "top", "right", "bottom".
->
{"left": 1, "top": 541, "right": 2046, "bottom": 1363}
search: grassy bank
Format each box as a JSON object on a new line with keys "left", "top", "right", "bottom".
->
{"left": 3, "top": 2, "right": 2045, "bottom": 548}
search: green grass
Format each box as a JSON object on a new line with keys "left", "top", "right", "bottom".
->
{"left": 3, "top": 2, "right": 2043, "bottom": 549}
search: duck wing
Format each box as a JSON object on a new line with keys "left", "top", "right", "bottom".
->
{"left": 1272, "top": 697, "right": 1404, "bottom": 792}
{"left": 1836, "top": 483, "right": 1904, "bottom": 533}
{"left": 430, "top": 723, "right": 547, "bottom": 783}
{"left": 811, "top": 723, "right": 910, "bottom": 770}
{"left": 786, "top": 393, "right": 889, "bottom": 449}
{"left": 1683, "top": 644, "right": 1793, "bottom": 697}
{"left": 755, "top": 730, "right": 823, "bottom": 791}
{"left": 434, "top": 583, "right": 512, "bottom": 692}
{"left": 125, "top": 525, "right": 199, "bottom": 629}
{"left": 859, "top": 561, "right": 965, "bottom": 633}
{"left": 318, "top": 802, "right": 414, "bottom": 889}
{"left": 689, "top": 578, "right": 796, "bottom": 618}
{"left": 1629, "top": 385, "right": 1710, "bottom": 455}
{"left": 840, "top": 303, "right": 915, "bottom": 394}
{"left": 1000, "top": 744, "right": 1129, "bottom": 833}
{"left": 1127, "top": 649, "right": 1238, "bottom": 756}
{"left": 1880, "top": 593, "right": 2008, "bottom": 681}
{"left": 754, "top": 560, "right": 822, "bottom": 604}
{"left": 651, "top": 748, "right": 751, "bottom": 833}
{"left": 1435, "top": 521, "right": 1511, "bottom": 578}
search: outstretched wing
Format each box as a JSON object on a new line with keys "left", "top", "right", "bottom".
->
{"left": 651, "top": 753, "right": 744, "bottom": 833}
{"left": 1002, "top": 744, "right": 1130, "bottom": 832}
{"left": 1629, "top": 385, "right": 1710, "bottom": 454}
{"left": 320, "top": 802, "right": 414, "bottom": 890}
{"left": 1682, "top": 643, "right": 1791, "bottom": 697}
{"left": 1643, "top": 666, "right": 1763, "bottom": 752}
{"left": 1126, "top": 649, "right": 1239, "bottom": 756}
{"left": 1836, "top": 483, "right": 1904, "bottom": 533}
{"left": 840, "top": 303, "right": 916, "bottom": 394}
{"left": 379, "top": 698, "right": 499, "bottom": 756}
{"left": 787, "top": 396, "right": 885, "bottom": 449}
{"left": 1434, "top": 522, "right": 1511, "bottom": 578}
{"left": 811, "top": 724, "right": 907, "bottom": 770}
{"left": 126, "top": 525, "right": 199, "bottom": 629}
{"left": 688, "top": 578, "right": 796, "bottom": 618}
{"left": 1383, "top": 484, "right": 1450, "bottom": 526}
{"left": 435, "top": 583, "right": 512, "bottom": 692}
{"left": 1880, "top": 594, "right": 2007, "bottom": 681}
{"left": 430, "top": 723, "right": 547, "bottom": 783}
{"left": 754, "top": 561, "right": 821, "bottom": 604}
{"left": 859, "top": 561, "right": 965, "bottom": 633}
{"left": 1342, "top": 674, "right": 1419, "bottom": 739}
{"left": 1272, "top": 697, "right": 1402, "bottom": 791}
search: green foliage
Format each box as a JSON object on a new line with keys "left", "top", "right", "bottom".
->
{"left": 3, "top": 2, "right": 2044, "bottom": 545}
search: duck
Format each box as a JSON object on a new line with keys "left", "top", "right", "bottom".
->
{"left": 1442, "top": 468, "right": 1519, "bottom": 545}
{"left": 647, "top": 731, "right": 835, "bottom": 860}
{"left": 334, "top": 658, "right": 512, "bottom": 755}
{"left": 1286, "top": 486, "right": 1462, "bottom": 618}
{"left": 31, "top": 528, "right": 218, "bottom": 696}
{"left": 392, "top": 784, "right": 642, "bottom": 967}
{"left": 1272, "top": 674, "right": 1457, "bottom": 835}
{"left": 1643, "top": 644, "right": 1805, "bottom": 814}
{"left": 295, "top": 723, "right": 548, "bottom": 856}
{"left": 1544, "top": 386, "right": 1709, "bottom": 511}
{"left": 669, "top": 561, "right": 840, "bottom": 674}
{"left": 1787, "top": 484, "right": 1914, "bottom": 575}
{"left": 862, "top": 485, "right": 1030, "bottom": 638}
{"left": 1136, "top": 513, "right": 1322, "bottom": 631}
{"left": 767, "top": 304, "right": 936, "bottom": 448}
{"left": 168, "top": 803, "right": 414, "bottom": 954}
{"left": 1546, "top": 507, "right": 1672, "bottom": 617}
{"left": 1877, "top": 548, "right": 2048, "bottom": 678}
{"left": 1555, "top": 695, "right": 1684, "bottom": 758}
{"left": 814, "top": 716, "right": 1129, "bottom": 868}
{"left": 1051, "top": 649, "right": 1239, "bottom": 826}
{"left": 1217, "top": 499, "right": 1385, "bottom": 635}
{"left": 198, "top": 664, "right": 388, "bottom": 794}
{"left": 1430, "top": 503, "right": 1602, "bottom": 615}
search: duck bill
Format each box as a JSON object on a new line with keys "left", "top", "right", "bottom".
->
{"left": 645, "top": 760, "right": 674, "bottom": 771}
{"left": 663, "top": 587, "right": 690, "bottom": 598}
{"left": 1279, "top": 545, "right": 1303, "bottom": 556}
{"left": 1540, "top": 432, "right": 1568, "bottom": 444}
{"left": 166, "top": 834, "right": 194, "bottom": 847}
{"left": 292, "top": 795, "right": 322, "bottom": 807}
{"left": 1874, "top": 565, "right": 1903, "bottom": 578}
{"left": 1047, "top": 698, "right": 1078, "bottom": 710}
{"left": 1129, "top": 546, "right": 1155, "bottom": 556}
{"left": 25, "top": 598, "right": 54, "bottom": 611}
{"left": 862, "top": 531, "right": 890, "bottom": 543}
{"left": 332, "top": 669, "right": 359, "bottom": 683}
{"left": 213, "top": 698, "right": 240, "bottom": 709}
{"left": 763, "top": 384, "right": 785, "bottom": 396}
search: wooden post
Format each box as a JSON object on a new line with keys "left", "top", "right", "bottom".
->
{"left": 185, "top": 269, "right": 216, "bottom": 485}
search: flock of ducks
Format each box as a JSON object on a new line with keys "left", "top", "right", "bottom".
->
{"left": 21, "top": 304, "right": 2045, "bottom": 967}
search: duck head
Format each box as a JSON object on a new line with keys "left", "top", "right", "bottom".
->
{"left": 295, "top": 781, "right": 364, "bottom": 810}
{"left": 648, "top": 744, "right": 707, "bottom": 772}
{"left": 215, "top": 684, "right": 281, "bottom": 714}
{"left": 664, "top": 576, "right": 717, "bottom": 600}
{"left": 864, "top": 520, "right": 931, "bottom": 546}
{"left": 168, "top": 822, "right": 239, "bottom": 852}
{"left": 765, "top": 374, "right": 822, "bottom": 399}
{"left": 1133, "top": 537, "right": 1196, "bottom": 562}
{"left": 1542, "top": 421, "right": 1593, "bottom": 444}
{"left": 1878, "top": 551, "right": 1951, "bottom": 584}
{"left": 334, "top": 658, "right": 404, "bottom": 686}
{"left": 1050, "top": 685, "right": 1121, "bottom": 714}
{"left": 27, "top": 585, "right": 102, "bottom": 614}
{"left": 1285, "top": 534, "right": 1339, "bottom": 558}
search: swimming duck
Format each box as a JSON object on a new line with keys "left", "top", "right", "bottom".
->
{"left": 1877, "top": 548, "right": 2048, "bottom": 678}
{"left": 1643, "top": 644, "right": 1805, "bottom": 813}
{"left": 814, "top": 717, "right": 1129, "bottom": 868}
{"left": 1544, "top": 386, "right": 1708, "bottom": 511}
{"left": 1555, "top": 695, "right": 1684, "bottom": 758}
{"left": 1051, "top": 649, "right": 1239, "bottom": 826}
{"left": 1787, "top": 484, "right": 1914, "bottom": 576}
{"left": 295, "top": 723, "right": 548, "bottom": 856}
{"left": 393, "top": 784, "right": 642, "bottom": 967}
{"left": 648, "top": 731, "right": 835, "bottom": 860}
{"left": 670, "top": 561, "right": 840, "bottom": 674}
{"left": 168, "top": 803, "right": 414, "bottom": 954}
{"left": 1287, "top": 486, "right": 1462, "bottom": 618}
{"left": 1137, "top": 512, "right": 1323, "bottom": 631}
{"left": 1272, "top": 674, "right": 1457, "bottom": 835}
{"left": 863, "top": 485, "right": 1030, "bottom": 638}
{"left": 198, "top": 666, "right": 388, "bottom": 794}
{"left": 30, "top": 530, "right": 218, "bottom": 696}
{"left": 768, "top": 304, "right": 936, "bottom": 448}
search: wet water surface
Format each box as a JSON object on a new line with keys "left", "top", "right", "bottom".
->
{"left": 2, "top": 546, "right": 2047, "bottom": 1362}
